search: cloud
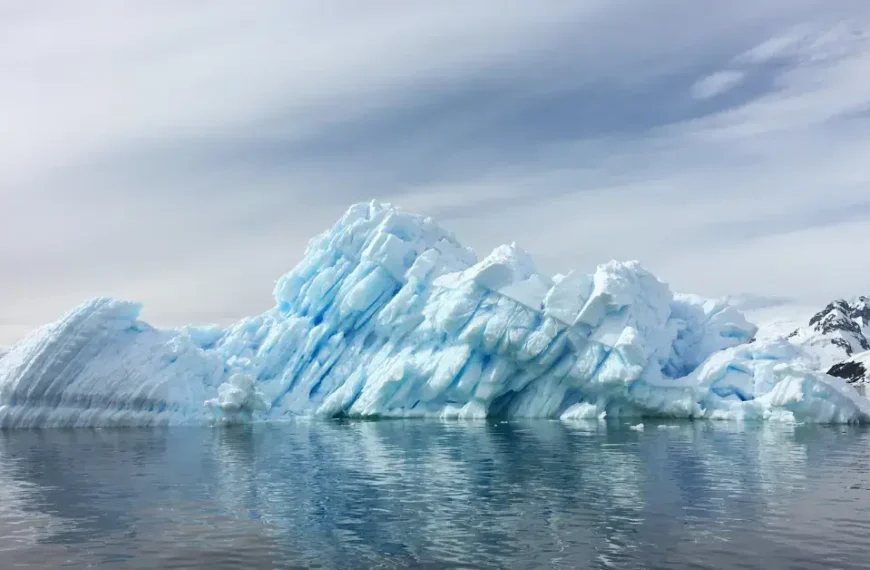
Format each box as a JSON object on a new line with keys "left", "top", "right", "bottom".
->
{"left": 691, "top": 71, "right": 746, "bottom": 100}
{"left": 3, "top": 1, "right": 870, "bottom": 344}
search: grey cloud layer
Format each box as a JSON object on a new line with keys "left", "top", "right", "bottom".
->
{"left": 2, "top": 0, "right": 870, "bottom": 344}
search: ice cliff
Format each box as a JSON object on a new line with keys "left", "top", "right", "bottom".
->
{"left": 1, "top": 201, "right": 868, "bottom": 428}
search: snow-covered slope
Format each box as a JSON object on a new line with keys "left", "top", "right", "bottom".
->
{"left": 726, "top": 296, "right": 814, "bottom": 344}
{"left": 1, "top": 201, "right": 868, "bottom": 428}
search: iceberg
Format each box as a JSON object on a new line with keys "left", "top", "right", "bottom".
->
{"left": 1, "top": 201, "right": 868, "bottom": 428}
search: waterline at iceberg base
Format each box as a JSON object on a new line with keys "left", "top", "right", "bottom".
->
{"left": 1, "top": 201, "right": 868, "bottom": 428}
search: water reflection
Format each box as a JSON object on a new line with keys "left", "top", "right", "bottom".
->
{"left": 0, "top": 421, "right": 869, "bottom": 569}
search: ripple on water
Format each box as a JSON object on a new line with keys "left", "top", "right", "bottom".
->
{"left": 0, "top": 422, "right": 868, "bottom": 569}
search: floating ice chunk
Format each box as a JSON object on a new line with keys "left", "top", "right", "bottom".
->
{"left": 560, "top": 402, "right": 606, "bottom": 420}
{"left": 2, "top": 202, "right": 869, "bottom": 427}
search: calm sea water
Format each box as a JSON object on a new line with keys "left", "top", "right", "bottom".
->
{"left": 1, "top": 421, "right": 869, "bottom": 569}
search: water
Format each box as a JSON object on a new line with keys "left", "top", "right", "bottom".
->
{"left": 1, "top": 421, "right": 869, "bottom": 569}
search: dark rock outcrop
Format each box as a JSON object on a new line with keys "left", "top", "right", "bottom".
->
{"left": 828, "top": 353, "right": 870, "bottom": 385}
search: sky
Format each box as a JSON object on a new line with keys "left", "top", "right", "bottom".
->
{"left": 3, "top": 0, "right": 870, "bottom": 345}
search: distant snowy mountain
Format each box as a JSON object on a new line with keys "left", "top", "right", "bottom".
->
{"left": 786, "top": 297, "right": 870, "bottom": 370}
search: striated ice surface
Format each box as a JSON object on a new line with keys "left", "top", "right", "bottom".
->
{"left": 1, "top": 201, "right": 869, "bottom": 428}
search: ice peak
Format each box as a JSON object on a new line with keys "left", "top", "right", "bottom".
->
{"left": 274, "top": 201, "right": 476, "bottom": 311}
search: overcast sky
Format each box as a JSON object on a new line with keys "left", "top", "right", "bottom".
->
{"left": 3, "top": 0, "right": 870, "bottom": 345}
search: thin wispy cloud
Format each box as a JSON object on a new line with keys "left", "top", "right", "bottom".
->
{"left": 2, "top": 0, "right": 870, "bottom": 344}
{"left": 691, "top": 71, "right": 746, "bottom": 100}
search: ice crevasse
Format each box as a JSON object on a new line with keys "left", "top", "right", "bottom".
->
{"left": 1, "top": 201, "right": 868, "bottom": 428}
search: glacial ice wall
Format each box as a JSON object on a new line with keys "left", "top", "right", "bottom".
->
{"left": 1, "top": 201, "right": 868, "bottom": 428}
